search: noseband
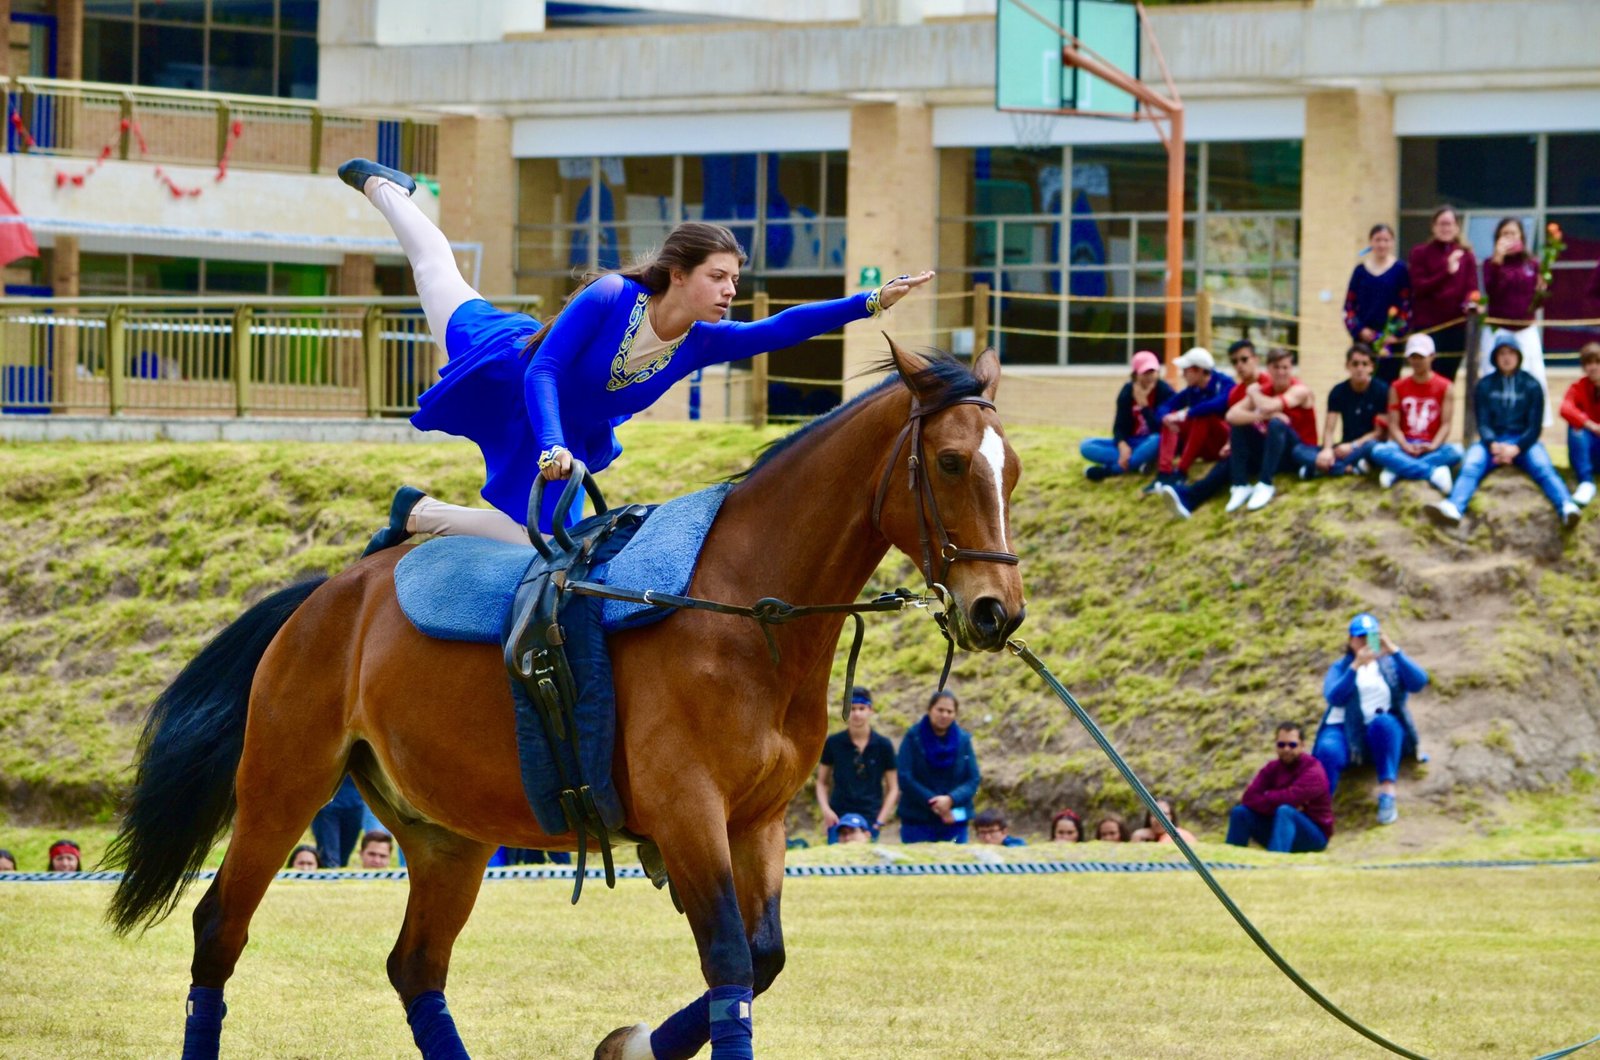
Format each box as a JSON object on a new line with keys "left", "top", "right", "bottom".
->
{"left": 870, "top": 393, "right": 1021, "bottom": 596}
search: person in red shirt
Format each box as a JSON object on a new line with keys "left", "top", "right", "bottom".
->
{"left": 1225, "top": 723, "right": 1333, "bottom": 853}
{"left": 1407, "top": 205, "right": 1478, "bottom": 381}
{"left": 1559, "top": 342, "right": 1600, "bottom": 508}
{"left": 1222, "top": 347, "right": 1317, "bottom": 513}
{"left": 1369, "top": 333, "right": 1464, "bottom": 493}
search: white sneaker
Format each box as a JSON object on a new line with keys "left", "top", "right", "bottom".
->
{"left": 1356, "top": 458, "right": 1372, "bottom": 475}
{"left": 1159, "top": 484, "right": 1192, "bottom": 520}
{"left": 1245, "top": 482, "right": 1276, "bottom": 511}
{"left": 1426, "top": 500, "right": 1463, "bottom": 526}
{"left": 1428, "top": 466, "right": 1453, "bottom": 494}
{"left": 1224, "top": 485, "right": 1253, "bottom": 513}
{"left": 1574, "top": 481, "right": 1596, "bottom": 507}
{"left": 1561, "top": 503, "right": 1582, "bottom": 530}
{"left": 1378, "top": 469, "right": 1397, "bottom": 489}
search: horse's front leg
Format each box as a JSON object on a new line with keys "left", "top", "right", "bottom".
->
{"left": 732, "top": 819, "right": 786, "bottom": 997}
{"left": 594, "top": 805, "right": 755, "bottom": 1060}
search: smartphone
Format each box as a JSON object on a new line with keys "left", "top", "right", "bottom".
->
{"left": 1366, "top": 631, "right": 1381, "bottom": 652}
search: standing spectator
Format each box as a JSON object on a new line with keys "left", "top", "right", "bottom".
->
{"left": 1480, "top": 217, "right": 1551, "bottom": 426}
{"left": 1226, "top": 723, "right": 1333, "bottom": 853}
{"left": 973, "top": 809, "right": 1027, "bottom": 847}
{"left": 1313, "top": 613, "right": 1427, "bottom": 825}
{"left": 1222, "top": 347, "right": 1318, "bottom": 512}
{"left": 815, "top": 686, "right": 899, "bottom": 843}
{"left": 896, "top": 689, "right": 981, "bottom": 845}
{"left": 1095, "top": 817, "right": 1129, "bottom": 842}
{"left": 834, "top": 813, "right": 874, "bottom": 845}
{"left": 1426, "top": 333, "right": 1580, "bottom": 529}
{"left": 49, "top": 838, "right": 82, "bottom": 872}
{"left": 1344, "top": 223, "right": 1412, "bottom": 380}
{"left": 1156, "top": 342, "right": 1269, "bottom": 518}
{"left": 358, "top": 830, "right": 395, "bottom": 869}
{"left": 311, "top": 774, "right": 367, "bottom": 869}
{"left": 1129, "top": 799, "right": 1197, "bottom": 845}
{"left": 1309, "top": 343, "right": 1389, "bottom": 479}
{"left": 1050, "top": 809, "right": 1085, "bottom": 843}
{"left": 1080, "top": 350, "right": 1174, "bottom": 481}
{"left": 286, "top": 845, "right": 320, "bottom": 871}
{"left": 1408, "top": 205, "right": 1478, "bottom": 381}
{"left": 0, "top": 849, "right": 16, "bottom": 871}
{"left": 1559, "top": 342, "right": 1600, "bottom": 507}
{"left": 1370, "top": 334, "right": 1462, "bottom": 493}
{"left": 1151, "top": 346, "right": 1235, "bottom": 490}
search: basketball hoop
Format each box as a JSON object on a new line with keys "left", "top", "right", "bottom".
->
{"left": 1007, "top": 110, "right": 1060, "bottom": 154}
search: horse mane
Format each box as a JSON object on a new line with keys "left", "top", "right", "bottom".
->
{"left": 727, "top": 350, "right": 986, "bottom": 483}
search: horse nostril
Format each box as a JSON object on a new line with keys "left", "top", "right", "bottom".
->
{"left": 972, "top": 597, "right": 1008, "bottom": 639}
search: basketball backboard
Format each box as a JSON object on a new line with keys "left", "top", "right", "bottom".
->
{"left": 996, "top": 0, "right": 1141, "bottom": 118}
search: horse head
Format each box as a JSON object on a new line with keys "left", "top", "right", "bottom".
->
{"left": 876, "top": 337, "right": 1026, "bottom": 652}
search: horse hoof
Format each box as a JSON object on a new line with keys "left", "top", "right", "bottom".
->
{"left": 593, "top": 1022, "right": 652, "bottom": 1060}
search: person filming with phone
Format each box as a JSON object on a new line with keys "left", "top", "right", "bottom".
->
{"left": 1312, "top": 613, "right": 1429, "bottom": 826}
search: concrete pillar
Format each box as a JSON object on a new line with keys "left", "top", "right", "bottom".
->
{"left": 51, "top": 235, "right": 80, "bottom": 410}
{"left": 843, "top": 101, "right": 938, "bottom": 397}
{"left": 1297, "top": 90, "right": 1397, "bottom": 401}
{"left": 55, "top": 0, "right": 82, "bottom": 80}
{"left": 335, "top": 253, "right": 377, "bottom": 297}
{"left": 437, "top": 115, "right": 516, "bottom": 298}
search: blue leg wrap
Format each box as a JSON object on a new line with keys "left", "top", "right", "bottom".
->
{"left": 650, "top": 991, "right": 710, "bottom": 1060}
{"left": 406, "top": 991, "right": 470, "bottom": 1059}
{"left": 181, "top": 985, "right": 226, "bottom": 1060}
{"left": 707, "top": 986, "right": 754, "bottom": 1060}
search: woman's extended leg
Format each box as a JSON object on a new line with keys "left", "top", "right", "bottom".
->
{"left": 361, "top": 176, "right": 480, "bottom": 353}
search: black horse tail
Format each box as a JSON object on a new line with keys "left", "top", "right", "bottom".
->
{"left": 106, "top": 578, "right": 326, "bottom": 937}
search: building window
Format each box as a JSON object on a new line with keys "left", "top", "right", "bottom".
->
{"left": 938, "top": 140, "right": 1300, "bottom": 366}
{"left": 78, "top": 255, "right": 327, "bottom": 296}
{"left": 83, "top": 0, "right": 318, "bottom": 99}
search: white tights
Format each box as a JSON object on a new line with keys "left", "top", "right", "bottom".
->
{"left": 408, "top": 497, "right": 530, "bottom": 545}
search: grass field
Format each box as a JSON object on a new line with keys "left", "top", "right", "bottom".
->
{"left": 1, "top": 862, "right": 1595, "bottom": 1059}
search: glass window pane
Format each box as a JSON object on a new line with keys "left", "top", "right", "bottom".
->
{"left": 1205, "top": 215, "right": 1278, "bottom": 268}
{"left": 131, "top": 256, "right": 200, "bottom": 295}
{"left": 1546, "top": 211, "right": 1600, "bottom": 260}
{"left": 971, "top": 147, "right": 1058, "bottom": 216}
{"left": 992, "top": 292, "right": 1057, "bottom": 366}
{"left": 825, "top": 151, "right": 847, "bottom": 214}
{"left": 280, "top": 1, "right": 319, "bottom": 32}
{"left": 137, "top": 24, "right": 204, "bottom": 90}
{"left": 212, "top": 0, "right": 276, "bottom": 26}
{"left": 1548, "top": 135, "right": 1600, "bottom": 208}
{"left": 1134, "top": 218, "right": 1195, "bottom": 269}
{"left": 209, "top": 29, "right": 275, "bottom": 95}
{"left": 271, "top": 262, "right": 329, "bottom": 297}
{"left": 1073, "top": 143, "right": 1197, "bottom": 213}
{"left": 1067, "top": 300, "right": 1129, "bottom": 366}
{"left": 612, "top": 156, "right": 676, "bottom": 260}
{"left": 84, "top": 1, "right": 136, "bottom": 14}
{"left": 139, "top": 0, "right": 205, "bottom": 21}
{"left": 1399, "top": 135, "right": 1536, "bottom": 211}
{"left": 82, "top": 18, "right": 134, "bottom": 84}
{"left": 1205, "top": 140, "right": 1301, "bottom": 212}
{"left": 277, "top": 33, "right": 317, "bottom": 98}
{"left": 203, "top": 259, "right": 269, "bottom": 294}
{"left": 81, "top": 253, "right": 129, "bottom": 296}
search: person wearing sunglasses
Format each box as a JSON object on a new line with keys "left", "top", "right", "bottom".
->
{"left": 1225, "top": 723, "right": 1333, "bottom": 853}
{"left": 1312, "top": 612, "right": 1429, "bottom": 826}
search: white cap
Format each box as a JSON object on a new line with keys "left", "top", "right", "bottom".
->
{"left": 1173, "top": 347, "right": 1215, "bottom": 371}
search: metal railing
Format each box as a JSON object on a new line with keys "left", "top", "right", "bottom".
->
{"left": 2, "top": 77, "right": 438, "bottom": 178}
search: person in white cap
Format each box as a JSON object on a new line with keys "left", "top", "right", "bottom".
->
{"left": 1369, "top": 332, "right": 1463, "bottom": 492}
{"left": 1151, "top": 344, "right": 1242, "bottom": 491}
{"left": 1079, "top": 349, "right": 1174, "bottom": 481}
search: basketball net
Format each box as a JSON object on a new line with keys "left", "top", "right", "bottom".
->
{"left": 1007, "top": 110, "right": 1061, "bottom": 153}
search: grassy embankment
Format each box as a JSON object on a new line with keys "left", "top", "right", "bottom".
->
{"left": 2, "top": 422, "right": 1598, "bottom": 842}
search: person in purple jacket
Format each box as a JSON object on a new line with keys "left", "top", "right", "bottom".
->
{"left": 1225, "top": 722, "right": 1333, "bottom": 853}
{"left": 336, "top": 158, "right": 933, "bottom": 547}
{"left": 1478, "top": 216, "right": 1550, "bottom": 426}
{"left": 1343, "top": 223, "right": 1410, "bottom": 381}
{"left": 1407, "top": 205, "right": 1478, "bottom": 382}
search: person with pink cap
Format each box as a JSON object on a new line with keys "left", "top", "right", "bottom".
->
{"left": 1080, "top": 350, "right": 1173, "bottom": 481}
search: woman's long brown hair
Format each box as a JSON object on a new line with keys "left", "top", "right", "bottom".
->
{"left": 521, "top": 221, "right": 746, "bottom": 359}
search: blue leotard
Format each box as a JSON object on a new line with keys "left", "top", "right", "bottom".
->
{"left": 412, "top": 273, "right": 880, "bottom": 531}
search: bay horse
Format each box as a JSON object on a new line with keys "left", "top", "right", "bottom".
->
{"left": 105, "top": 340, "right": 1025, "bottom": 1060}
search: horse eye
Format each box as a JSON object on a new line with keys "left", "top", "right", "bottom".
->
{"left": 938, "top": 453, "right": 964, "bottom": 475}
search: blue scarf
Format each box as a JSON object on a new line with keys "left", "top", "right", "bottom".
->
{"left": 915, "top": 715, "right": 961, "bottom": 771}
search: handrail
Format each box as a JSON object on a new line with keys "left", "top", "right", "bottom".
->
{"left": 0, "top": 75, "right": 440, "bottom": 126}
{"left": 0, "top": 296, "right": 529, "bottom": 309}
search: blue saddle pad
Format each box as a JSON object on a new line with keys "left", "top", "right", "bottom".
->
{"left": 595, "top": 482, "right": 731, "bottom": 631}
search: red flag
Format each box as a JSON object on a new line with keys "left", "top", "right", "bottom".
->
{"left": 0, "top": 178, "right": 39, "bottom": 268}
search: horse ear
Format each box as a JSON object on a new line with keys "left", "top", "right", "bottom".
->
{"left": 884, "top": 333, "right": 936, "bottom": 399}
{"left": 973, "top": 346, "right": 1001, "bottom": 401}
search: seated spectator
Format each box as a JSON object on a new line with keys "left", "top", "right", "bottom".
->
{"left": 358, "top": 830, "right": 394, "bottom": 869}
{"left": 286, "top": 845, "right": 320, "bottom": 871}
{"left": 1308, "top": 343, "right": 1389, "bottom": 479}
{"left": 834, "top": 813, "right": 874, "bottom": 845}
{"left": 1313, "top": 613, "right": 1427, "bottom": 825}
{"left": 1157, "top": 343, "right": 1269, "bottom": 518}
{"left": 1369, "top": 333, "right": 1461, "bottom": 493}
{"left": 1080, "top": 350, "right": 1174, "bottom": 481}
{"left": 816, "top": 685, "right": 899, "bottom": 843}
{"left": 973, "top": 808, "right": 1027, "bottom": 847}
{"left": 1221, "top": 347, "right": 1318, "bottom": 513}
{"left": 49, "top": 838, "right": 81, "bottom": 872}
{"left": 896, "top": 689, "right": 981, "bottom": 845}
{"left": 1151, "top": 345, "right": 1237, "bottom": 490}
{"left": 1558, "top": 342, "right": 1600, "bottom": 508}
{"left": 1129, "top": 799, "right": 1196, "bottom": 845}
{"left": 1049, "top": 809, "right": 1085, "bottom": 843}
{"left": 1226, "top": 723, "right": 1334, "bottom": 853}
{"left": 0, "top": 848, "right": 15, "bottom": 871}
{"left": 1095, "top": 816, "right": 1129, "bottom": 842}
{"left": 1426, "top": 333, "right": 1580, "bottom": 529}
{"left": 312, "top": 774, "right": 368, "bottom": 869}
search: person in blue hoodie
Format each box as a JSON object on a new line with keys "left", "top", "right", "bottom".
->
{"left": 1426, "top": 332, "right": 1581, "bottom": 529}
{"left": 896, "top": 689, "right": 981, "bottom": 844}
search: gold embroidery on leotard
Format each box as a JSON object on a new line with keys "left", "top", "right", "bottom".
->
{"left": 607, "top": 292, "right": 693, "bottom": 392}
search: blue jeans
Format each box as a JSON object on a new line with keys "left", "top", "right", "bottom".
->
{"left": 1313, "top": 712, "right": 1403, "bottom": 794}
{"left": 1569, "top": 427, "right": 1600, "bottom": 484}
{"left": 900, "top": 821, "right": 969, "bottom": 844}
{"left": 1230, "top": 420, "right": 1317, "bottom": 486}
{"left": 1309, "top": 438, "right": 1378, "bottom": 478}
{"left": 1370, "top": 441, "right": 1463, "bottom": 480}
{"left": 1226, "top": 804, "right": 1328, "bottom": 853}
{"left": 1447, "top": 440, "right": 1573, "bottom": 513}
{"left": 1080, "top": 434, "right": 1160, "bottom": 475}
{"left": 311, "top": 775, "right": 366, "bottom": 868}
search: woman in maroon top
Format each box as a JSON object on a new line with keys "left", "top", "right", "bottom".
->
{"left": 1407, "top": 205, "right": 1478, "bottom": 381}
{"left": 1479, "top": 216, "right": 1550, "bottom": 425}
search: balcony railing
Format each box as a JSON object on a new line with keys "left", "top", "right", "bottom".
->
{"left": 2, "top": 77, "right": 438, "bottom": 178}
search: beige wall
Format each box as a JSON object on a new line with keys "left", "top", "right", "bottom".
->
{"left": 438, "top": 115, "right": 516, "bottom": 297}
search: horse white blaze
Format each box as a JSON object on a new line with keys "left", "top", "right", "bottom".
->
{"left": 977, "top": 426, "right": 1009, "bottom": 547}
